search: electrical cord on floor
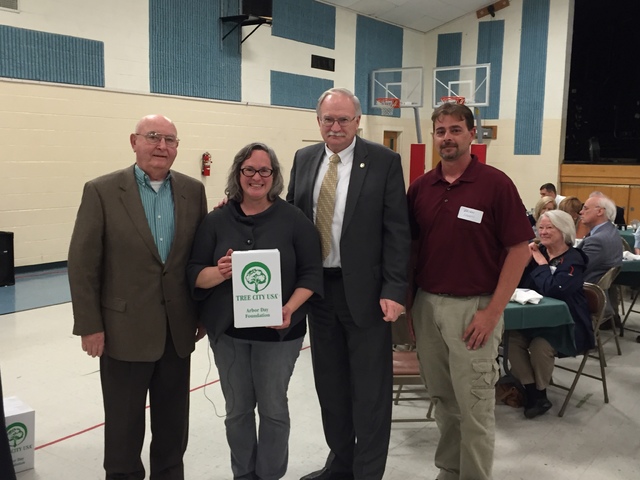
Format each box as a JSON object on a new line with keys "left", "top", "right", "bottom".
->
{"left": 201, "top": 338, "right": 234, "bottom": 419}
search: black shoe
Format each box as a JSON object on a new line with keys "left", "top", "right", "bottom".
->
{"left": 600, "top": 315, "right": 622, "bottom": 331}
{"left": 300, "top": 468, "right": 354, "bottom": 480}
{"left": 599, "top": 319, "right": 612, "bottom": 330}
{"left": 524, "top": 398, "right": 552, "bottom": 419}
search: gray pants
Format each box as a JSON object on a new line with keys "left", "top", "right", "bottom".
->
{"left": 211, "top": 334, "right": 303, "bottom": 480}
{"left": 508, "top": 331, "right": 556, "bottom": 389}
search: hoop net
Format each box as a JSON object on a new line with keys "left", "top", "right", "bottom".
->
{"left": 375, "top": 97, "right": 400, "bottom": 116}
{"left": 440, "top": 96, "right": 466, "bottom": 105}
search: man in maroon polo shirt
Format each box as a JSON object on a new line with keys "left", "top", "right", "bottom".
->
{"left": 407, "top": 102, "right": 532, "bottom": 480}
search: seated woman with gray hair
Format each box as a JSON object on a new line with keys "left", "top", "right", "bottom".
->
{"left": 510, "top": 210, "right": 593, "bottom": 419}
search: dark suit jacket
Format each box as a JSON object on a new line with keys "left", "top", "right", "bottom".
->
{"left": 68, "top": 165, "right": 207, "bottom": 362}
{"left": 286, "top": 137, "right": 410, "bottom": 327}
{"left": 577, "top": 220, "right": 623, "bottom": 284}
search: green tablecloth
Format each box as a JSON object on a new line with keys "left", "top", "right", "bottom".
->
{"left": 504, "top": 297, "right": 573, "bottom": 329}
{"left": 614, "top": 260, "right": 640, "bottom": 288}
{"left": 619, "top": 230, "right": 636, "bottom": 250}
{"left": 504, "top": 297, "right": 576, "bottom": 356}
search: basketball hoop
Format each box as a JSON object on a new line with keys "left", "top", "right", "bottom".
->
{"left": 440, "top": 96, "right": 466, "bottom": 105}
{"left": 375, "top": 97, "right": 401, "bottom": 116}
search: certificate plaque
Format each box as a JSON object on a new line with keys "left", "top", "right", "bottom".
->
{"left": 231, "top": 249, "right": 283, "bottom": 328}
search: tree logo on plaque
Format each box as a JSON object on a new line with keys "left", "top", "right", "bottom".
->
{"left": 7, "top": 421, "right": 28, "bottom": 448}
{"left": 241, "top": 262, "right": 272, "bottom": 293}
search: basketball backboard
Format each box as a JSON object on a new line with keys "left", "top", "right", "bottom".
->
{"left": 371, "top": 67, "right": 424, "bottom": 110}
{"left": 433, "top": 64, "right": 490, "bottom": 107}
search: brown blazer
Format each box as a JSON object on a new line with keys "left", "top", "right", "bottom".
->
{"left": 68, "top": 165, "right": 207, "bottom": 362}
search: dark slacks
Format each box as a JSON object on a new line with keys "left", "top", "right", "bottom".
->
{"left": 100, "top": 333, "right": 190, "bottom": 480}
{"left": 0, "top": 368, "right": 18, "bottom": 480}
{"left": 308, "top": 274, "right": 392, "bottom": 480}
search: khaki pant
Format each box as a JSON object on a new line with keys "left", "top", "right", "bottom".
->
{"left": 412, "top": 290, "right": 502, "bottom": 480}
{"left": 507, "top": 331, "right": 556, "bottom": 389}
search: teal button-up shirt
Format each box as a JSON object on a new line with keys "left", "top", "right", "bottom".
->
{"left": 134, "top": 165, "right": 175, "bottom": 263}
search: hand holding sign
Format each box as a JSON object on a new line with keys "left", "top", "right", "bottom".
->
{"left": 218, "top": 248, "right": 234, "bottom": 280}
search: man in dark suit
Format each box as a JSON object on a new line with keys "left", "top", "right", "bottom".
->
{"left": 68, "top": 114, "right": 207, "bottom": 480}
{"left": 287, "top": 88, "right": 410, "bottom": 480}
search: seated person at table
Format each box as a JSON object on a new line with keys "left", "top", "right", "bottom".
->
{"left": 533, "top": 196, "right": 556, "bottom": 222}
{"left": 558, "top": 196, "right": 589, "bottom": 239}
{"left": 531, "top": 196, "right": 557, "bottom": 237}
{"left": 540, "top": 182, "right": 565, "bottom": 205}
{"left": 510, "top": 210, "right": 593, "bottom": 419}
{"left": 635, "top": 226, "right": 640, "bottom": 255}
{"left": 578, "top": 194, "right": 623, "bottom": 326}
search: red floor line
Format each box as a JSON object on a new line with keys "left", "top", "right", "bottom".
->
{"left": 36, "top": 423, "right": 105, "bottom": 450}
{"left": 35, "top": 345, "right": 311, "bottom": 450}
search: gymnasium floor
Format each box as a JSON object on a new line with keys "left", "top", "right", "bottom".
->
{"left": 1, "top": 268, "right": 639, "bottom": 479}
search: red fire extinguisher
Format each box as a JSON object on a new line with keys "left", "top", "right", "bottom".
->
{"left": 201, "top": 152, "right": 211, "bottom": 176}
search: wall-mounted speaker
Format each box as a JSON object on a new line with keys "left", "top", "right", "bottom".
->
{"left": 0, "top": 231, "right": 15, "bottom": 287}
{"left": 242, "top": 0, "right": 272, "bottom": 18}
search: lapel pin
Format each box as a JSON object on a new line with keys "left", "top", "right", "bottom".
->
{"left": 360, "top": 163, "right": 365, "bottom": 168}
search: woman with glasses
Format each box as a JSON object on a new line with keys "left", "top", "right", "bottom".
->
{"left": 187, "top": 142, "right": 322, "bottom": 480}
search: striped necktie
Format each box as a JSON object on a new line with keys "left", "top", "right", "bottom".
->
{"left": 316, "top": 154, "right": 341, "bottom": 260}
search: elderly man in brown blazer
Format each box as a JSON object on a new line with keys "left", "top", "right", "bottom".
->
{"left": 68, "top": 114, "right": 207, "bottom": 480}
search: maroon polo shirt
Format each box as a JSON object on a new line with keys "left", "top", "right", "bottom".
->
{"left": 407, "top": 156, "right": 532, "bottom": 296}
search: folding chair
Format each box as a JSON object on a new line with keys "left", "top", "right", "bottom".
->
{"left": 617, "top": 237, "right": 631, "bottom": 318}
{"left": 550, "top": 283, "right": 609, "bottom": 417}
{"left": 597, "top": 265, "right": 622, "bottom": 358}
{"left": 391, "top": 314, "right": 434, "bottom": 422}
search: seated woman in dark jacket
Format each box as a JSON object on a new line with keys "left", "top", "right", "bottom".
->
{"left": 510, "top": 210, "right": 593, "bottom": 419}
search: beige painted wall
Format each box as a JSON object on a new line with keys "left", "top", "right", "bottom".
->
{"left": 0, "top": 0, "right": 574, "bottom": 266}
{"left": 0, "top": 80, "right": 416, "bottom": 266}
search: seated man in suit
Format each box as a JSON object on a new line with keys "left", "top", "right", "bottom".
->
{"left": 577, "top": 194, "right": 623, "bottom": 327}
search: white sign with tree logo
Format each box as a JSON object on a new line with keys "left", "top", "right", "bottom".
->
{"left": 231, "top": 249, "right": 283, "bottom": 328}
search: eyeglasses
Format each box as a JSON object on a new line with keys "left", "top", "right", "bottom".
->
{"left": 321, "top": 116, "right": 356, "bottom": 127}
{"left": 135, "top": 132, "right": 179, "bottom": 147}
{"left": 240, "top": 167, "right": 274, "bottom": 178}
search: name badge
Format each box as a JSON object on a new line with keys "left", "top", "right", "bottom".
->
{"left": 457, "top": 206, "right": 484, "bottom": 224}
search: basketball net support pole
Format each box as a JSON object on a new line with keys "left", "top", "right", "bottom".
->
{"left": 471, "top": 106, "right": 487, "bottom": 164}
{"left": 413, "top": 107, "right": 422, "bottom": 144}
{"left": 409, "top": 107, "right": 425, "bottom": 183}
{"left": 474, "top": 107, "right": 484, "bottom": 145}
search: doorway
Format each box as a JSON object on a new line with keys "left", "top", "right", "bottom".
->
{"left": 384, "top": 131, "right": 399, "bottom": 152}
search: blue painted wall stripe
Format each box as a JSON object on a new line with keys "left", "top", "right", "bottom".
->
{"left": 476, "top": 20, "right": 504, "bottom": 119}
{"left": 436, "top": 33, "right": 462, "bottom": 102}
{"left": 514, "top": 0, "right": 550, "bottom": 155}
{"left": 436, "top": 33, "right": 462, "bottom": 67}
{"left": 0, "top": 25, "right": 104, "bottom": 87}
{"left": 149, "top": 0, "right": 241, "bottom": 101}
{"left": 354, "top": 15, "right": 403, "bottom": 116}
{"left": 271, "top": 71, "right": 333, "bottom": 109}
{"left": 272, "top": 0, "right": 335, "bottom": 48}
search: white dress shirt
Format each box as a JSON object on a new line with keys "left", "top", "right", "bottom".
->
{"left": 312, "top": 138, "right": 356, "bottom": 268}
